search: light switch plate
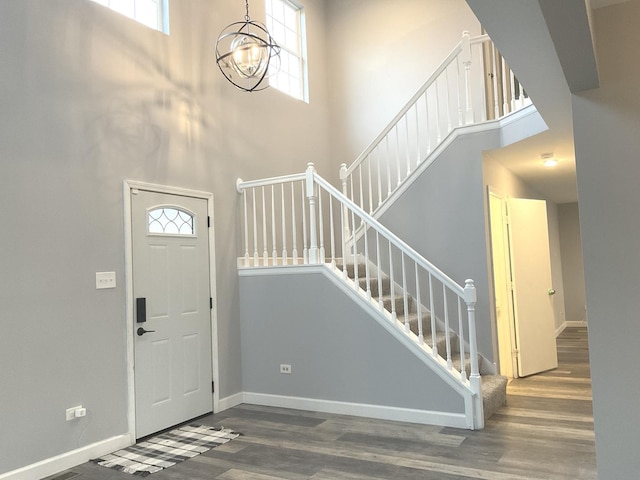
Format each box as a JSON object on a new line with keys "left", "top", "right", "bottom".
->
{"left": 96, "top": 272, "right": 116, "bottom": 289}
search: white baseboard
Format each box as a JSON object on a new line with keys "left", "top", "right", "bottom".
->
{"left": 555, "top": 322, "right": 567, "bottom": 337}
{"left": 0, "top": 433, "right": 133, "bottom": 480}
{"left": 218, "top": 392, "right": 244, "bottom": 412}
{"left": 242, "top": 392, "right": 468, "bottom": 429}
{"left": 565, "top": 320, "right": 587, "bottom": 328}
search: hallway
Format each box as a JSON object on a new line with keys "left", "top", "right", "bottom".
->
{"left": 54, "top": 328, "right": 595, "bottom": 480}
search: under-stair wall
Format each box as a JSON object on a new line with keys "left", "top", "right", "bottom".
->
{"left": 239, "top": 267, "right": 469, "bottom": 427}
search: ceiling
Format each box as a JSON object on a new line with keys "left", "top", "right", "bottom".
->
{"left": 466, "top": 0, "right": 613, "bottom": 204}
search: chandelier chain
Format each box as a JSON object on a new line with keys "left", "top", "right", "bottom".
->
{"left": 244, "top": 0, "right": 250, "bottom": 21}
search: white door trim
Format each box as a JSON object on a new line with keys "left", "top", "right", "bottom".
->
{"left": 123, "top": 180, "right": 219, "bottom": 439}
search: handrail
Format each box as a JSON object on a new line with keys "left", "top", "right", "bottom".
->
{"left": 312, "top": 174, "right": 465, "bottom": 298}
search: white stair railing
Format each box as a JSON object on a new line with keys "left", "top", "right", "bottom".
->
{"left": 236, "top": 164, "right": 484, "bottom": 429}
{"left": 340, "top": 31, "right": 529, "bottom": 217}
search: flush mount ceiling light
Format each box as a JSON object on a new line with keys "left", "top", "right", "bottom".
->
{"left": 541, "top": 153, "right": 558, "bottom": 167}
{"left": 215, "top": 0, "right": 281, "bottom": 92}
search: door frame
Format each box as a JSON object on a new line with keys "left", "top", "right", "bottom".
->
{"left": 123, "top": 180, "right": 219, "bottom": 439}
{"left": 487, "top": 187, "right": 518, "bottom": 378}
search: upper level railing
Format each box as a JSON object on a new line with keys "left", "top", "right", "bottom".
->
{"left": 340, "top": 32, "right": 529, "bottom": 216}
{"left": 236, "top": 164, "right": 484, "bottom": 429}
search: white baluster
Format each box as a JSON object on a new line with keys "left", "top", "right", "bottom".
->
{"left": 429, "top": 273, "right": 437, "bottom": 357}
{"left": 306, "top": 163, "right": 318, "bottom": 264}
{"left": 405, "top": 115, "right": 411, "bottom": 177}
{"left": 367, "top": 159, "right": 373, "bottom": 215}
{"left": 363, "top": 220, "right": 371, "bottom": 300}
{"left": 385, "top": 136, "right": 392, "bottom": 200}
{"left": 339, "top": 163, "right": 350, "bottom": 243}
{"left": 415, "top": 104, "right": 421, "bottom": 166}
{"left": 328, "top": 191, "right": 336, "bottom": 268}
{"left": 457, "top": 297, "right": 467, "bottom": 380}
{"left": 376, "top": 232, "right": 383, "bottom": 311}
{"left": 389, "top": 242, "right": 396, "bottom": 321}
{"left": 281, "top": 183, "right": 288, "bottom": 264}
{"left": 261, "top": 186, "right": 268, "bottom": 265}
{"left": 402, "top": 252, "right": 409, "bottom": 333}
{"left": 340, "top": 196, "right": 347, "bottom": 280}
{"left": 376, "top": 147, "right": 382, "bottom": 208}
{"left": 445, "top": 67, "right": 452, "bottom": 133}
{"left": 271, "top": 185, "right": 277, "bottom": 265}
{"left": 461, "top": 31, "right": 474, "bottom": 124}
{"left": 435, "top": 79, "right": 442, "bottom": 143}
{"left": 395, "top": 125, "right": 401, "bottom": 187}
{"left": 424, "top": 91, "right": 432, "bottom": 155}
{"left": 358, "top": 165, "right": 364, "bottom": 215}
{"left": 301, "top": 180, "right": 308, "bottom": 264}
{"left": 416, "top": 265, "right": 424, "bottom": 345}
{"left": 243, "top": 189, "right": 250, "bottom": 267}
{"left": 351, "top": 207, "right": 358, "bottom": 288}
{"left": 291, "top": 183, "right": 298, "bottom": 265}
{"left": 252, "top": 188, "right": 259, "bottom": 265}
{"left": 318, "top": 188, "right": 325, "bottom": 262}
{"left": 456, "top": 55, "right": 463, "bottom": 127}
{"left": 443, "top": 285, "right": 452, "bottom": 370}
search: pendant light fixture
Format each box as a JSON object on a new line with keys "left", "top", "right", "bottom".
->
{"left": 215, "top": 0, "right": 281, "bottom": 92}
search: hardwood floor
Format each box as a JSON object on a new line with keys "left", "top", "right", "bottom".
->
{"left": 51, "top": 328, "right": 596, "bottom": 480}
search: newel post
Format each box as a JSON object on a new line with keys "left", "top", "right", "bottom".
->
{"left": 464, "top": 278, "right": 484, "bottom": 429}
{"left": 461, "top": 31, "right": 474, "bottom": 125}
{"left": 306, "top": 163, "right": 319, "bottom": 264}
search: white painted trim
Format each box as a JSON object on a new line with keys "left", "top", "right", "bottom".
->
{"left": 555, "top": 322, "right": 567, "bottom": 337}
{"left": 218, "top": 392, "right": 244, "bottom": 412}
{"left": 0, "top": 434, "right": 133, "bottom": 480}
{"left": 242, "top": 392, "right": 468, "bottom": 429}
{"left": 565, "top": 320, "right": 588, "bottom": 328}
{"left": 123, "top": 180, "right": 220, "bottom": 438}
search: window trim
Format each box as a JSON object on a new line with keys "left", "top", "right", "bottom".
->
{"left": 91, "top": 0, "right": 170, "bottom": 35}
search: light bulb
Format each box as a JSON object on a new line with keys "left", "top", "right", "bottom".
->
{"left": 229, "top": 34, "right": 268, "bottom": 79}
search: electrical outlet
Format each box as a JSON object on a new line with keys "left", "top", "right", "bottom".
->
{"left": 280, "top": 364, "right": 291, "bottom": 374}
{"left": 66, "top": 405, "right": 85, "bottom": 421}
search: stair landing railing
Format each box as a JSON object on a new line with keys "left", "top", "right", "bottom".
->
{"left": 236, "top": 163, "right": 484, "bottom": 429}
{"left": 340, "top": 31, "right": 530, "bottom": 217}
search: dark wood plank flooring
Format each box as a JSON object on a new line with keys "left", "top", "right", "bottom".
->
{"left": 50, "top": 327, "right": 596, "bottom": 480}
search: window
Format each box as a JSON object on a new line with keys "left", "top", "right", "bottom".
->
{"left": 265, "top": 0, "right": 308, "bottom": 101}
{"left": 91, "top": 0, "right": 170, "bottom": 34}
{"left": 147, "top": 207, "right": 195, "bottom": 235}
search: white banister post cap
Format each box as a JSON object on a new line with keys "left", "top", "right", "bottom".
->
{"left": 236, "top": 178, "right": 244, "bottom": 194}
{"left": 464, "top": 279, "right": 477, "bottom": 303}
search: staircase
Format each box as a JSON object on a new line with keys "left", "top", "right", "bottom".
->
{"left": 338, "top": 261, "right": 507, "bottom": 422}
{"left": 235, "top": 31, "right": 530, "bottom": 429}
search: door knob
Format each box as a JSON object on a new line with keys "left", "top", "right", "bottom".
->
{"left": 548, "top": 288, "right": 556, "bottom": 296}
{"left": 137, "top": 327, "right": 156, "bottom": 336}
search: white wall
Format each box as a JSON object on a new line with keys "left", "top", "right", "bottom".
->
{"left": 0, "top": 0, "right": 331, "bottom": 475}
{"left": 325, "top": 0, "right": 481, "bottom": 169}
{"left": 573, "top": 1, "right": 640, "bottom": 477}
{"left": 558, "top": 202, "right": 586, "bottom": 323}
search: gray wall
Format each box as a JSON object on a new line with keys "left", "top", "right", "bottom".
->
{"left": 240, "top": 270, "right": 465, "bottom": 413}
{"left": 557, "top": 202, "right": 586, "bottom": 323}
{"left": 572, "top": 1, "right": 640, "bottom": 477}
{"left": 0, "top": 0, "right": 331, "bottom": 474}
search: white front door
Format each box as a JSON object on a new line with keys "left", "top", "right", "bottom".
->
{"left": 132, "top": 189, "right": 213, "bottom": 438}
{"left": 508, "top": 198, "right": 558, "bottom": 377}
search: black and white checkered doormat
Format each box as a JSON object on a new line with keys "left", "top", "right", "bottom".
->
{"left": 91, "top": 424, "right": 241, "bottom": 477}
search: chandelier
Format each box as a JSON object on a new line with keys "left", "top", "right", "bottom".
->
{"left": 215, "top": 0, "right": 281, "bottom": 92}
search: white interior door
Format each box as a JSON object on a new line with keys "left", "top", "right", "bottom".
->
{"left": 132, "top": 189, "right": 213, "bottom": 438}
{"left": 508, "top": 198, "right": 558, "bottom": 377}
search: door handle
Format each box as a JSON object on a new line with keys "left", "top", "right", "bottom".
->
{"left": 137, "top": 327, "right": 156, "bottom": 336}
{"left": 548, "top": 288, "right": 556, "bottom": 296}
{"left": 136, "top": 298, "right": 146, "bottom": 323}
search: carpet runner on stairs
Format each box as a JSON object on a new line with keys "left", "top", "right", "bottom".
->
{"left": 337, "top": 262, "right": 507, "bottom": 422}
